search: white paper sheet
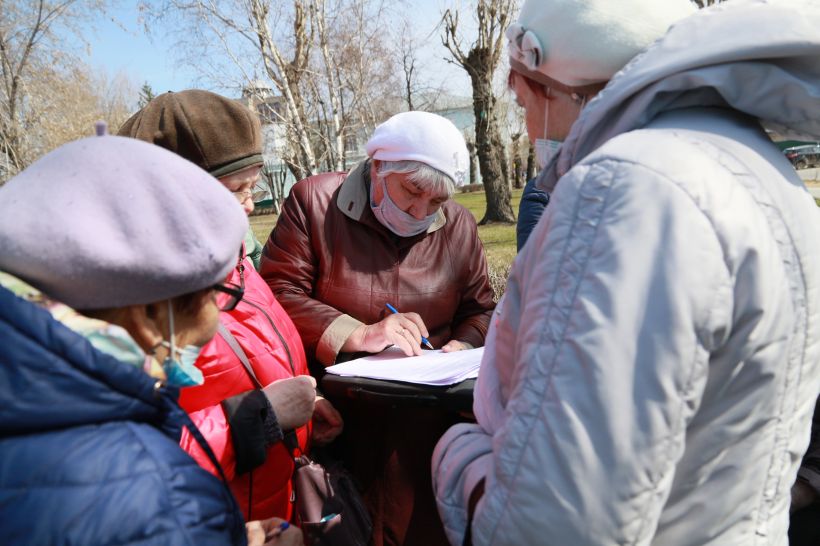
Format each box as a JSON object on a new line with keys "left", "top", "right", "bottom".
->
{"left": 325, "top": 346, "right": 484, "bottom": 386}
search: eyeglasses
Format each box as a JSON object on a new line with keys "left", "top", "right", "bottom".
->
{"left": 213, "top": 261, "right": 245, "bottom": 311}
{"left": 232, "top": 189, "right": 254, "bottom": 204}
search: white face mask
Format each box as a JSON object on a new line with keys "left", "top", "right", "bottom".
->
{"left": 535, "top": 139, "right": 562, "bottom": 170}
{"left": 534, "top": 94, "right": 562, "bottom": 170}
{"left": 370, "top": 175, "right": 437, "bottom": 237}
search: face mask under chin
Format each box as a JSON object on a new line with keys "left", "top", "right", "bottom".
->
{"left": 535, "top": 138, "right": 562, "bottom": 169}
{"left": 534, "top": 90, "right": 568, "bottom": 170}
{"left": 157, "top": 300, "right": 206, "bottom": 387}
{"left": 370, "top": 175, "right": 437, "bottom": 237}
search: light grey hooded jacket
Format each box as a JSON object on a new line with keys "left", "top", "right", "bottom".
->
{"left": 433, "top": 1, "right": 820, "bottom": 545}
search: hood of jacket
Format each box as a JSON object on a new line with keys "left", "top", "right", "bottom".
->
{"left": 0, "top": 283, "right": 171, "bottom": 436}
{"left": 540, "top": 0, "right": 820, "bottom": 191}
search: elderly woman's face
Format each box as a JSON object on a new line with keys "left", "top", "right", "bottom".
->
{"left": 219, "top": 165, "right": 262, "bottom": 216}
{"left": 170, "top": 290, "right": 222, "bottom": 348}
{"left": 509, "top": 72, "right": 584, "bottom": 143}
{"left": 372, "top": 170, "right": 450, "bottom": 220}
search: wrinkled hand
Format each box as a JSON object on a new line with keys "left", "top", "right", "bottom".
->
{"left": 263, "top": 376, "right": 316, "bottom": 430}
{"left": 311, "top": 396, "right": 344, "bottom": 446}
{"left": 441, "top": 340, "right": 471, "bottom": 353}
{"left": 791, "top": 479, "right": 818, "bottom": 513}
{"left": 344, "top": 312, "right": 430, "bottom": 357}
{"left": 246, "top": 518, "right": 304, "bottom": 546}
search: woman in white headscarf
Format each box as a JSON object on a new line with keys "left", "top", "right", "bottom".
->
{"left": 262, "top": 111, "right": 496, "bottom": 545}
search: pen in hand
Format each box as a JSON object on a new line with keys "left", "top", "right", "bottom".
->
{"left": 275, "top": 521, "right": 289, "bottom": 535}
{"left": 385, "top": 303, "right": 435, "bottom": 350}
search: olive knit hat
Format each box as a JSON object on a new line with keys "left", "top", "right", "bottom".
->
{"left": 118, "top": 89, "right": 264, "bottom": 178}
{"left": 0, "top": 130, "right": 248, "bottom": 310}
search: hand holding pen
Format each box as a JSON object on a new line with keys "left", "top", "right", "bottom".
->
{"left": 366, "top": 303, "right": 431, "bottom": 356}
{"left": 339, "top": 303, "right": 433, "bottom": 356}
{"left": 385, "top": 303, "right": 435, "bottom": 350}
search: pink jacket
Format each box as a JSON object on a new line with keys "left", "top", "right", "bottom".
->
{"left": 179, "top": 254, "right": 310, "bottom": 521}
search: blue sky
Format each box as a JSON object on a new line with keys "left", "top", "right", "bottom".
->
{"left": 85, "top": 0, "right": 474, "bottom": 100}
{"left": 86, "top": 4, "right": 201, "bottom": 94}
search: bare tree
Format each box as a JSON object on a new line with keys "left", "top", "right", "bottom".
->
{"left": 509, "top": 131, "right": 523, "bottom": 189}
{"left": 319, "top": 0, "right": 397, "bottom": 166}
{"left": 252, "top": 0, "right": 318, "bottom": 179}
{"left": 28, "top": 64, "right": 134, "bottom": 156}
{"left": 525, "top": 140, "right": 535, "bottom": 181}
{"left": 0, "top": 0, "right": 130, "bottom": 183}
{"left": 442, "top": 0, "right": 517, "bottom": 224}
{"left": 466, "top": 137, "right": 477, "bottom": 187}
{"left": 398, "top": 20, "right": 417, "bottom": 111}
{"left": 501, "top": 86, "right": 526, "bottom": 188}
{"left": 0, "top": 0, "right": 100, "bottom": 181}
{"left": 261, "top": 160, "right": 289, "bottom": 214}
{"left": 149, "top": 0, "right": 398, "bottom": 181}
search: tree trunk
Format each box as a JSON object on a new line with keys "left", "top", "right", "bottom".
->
{"left": 285, "top": 154, "right": 307, "bottom": 182}
{"left": 512, "top": 156, "right": 523, "bottom": 189}
{"left": 470, "top": 66, "right": 515, "bottom": 224}
{"left": 510, "top": 134, "right": 523, "bottom": 189}
{"left": 525, "top": 141, "right": 535, "bottom": 181}
{"left": 312, "top": 0, "right": 345, "bottom": 172}
{"left": 466, "top": 139, "right": 477, "bottom": 186}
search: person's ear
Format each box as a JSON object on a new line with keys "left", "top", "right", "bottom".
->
{"left": 122, "top": 303, "right": 167, "bottom": 353}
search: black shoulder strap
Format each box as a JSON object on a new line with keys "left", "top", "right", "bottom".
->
{"left": 217, "top": 322, "right": 263, "bottom": 389}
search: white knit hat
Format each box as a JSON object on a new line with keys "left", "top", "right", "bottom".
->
{"left": 0, "top": 133, "right": 248, "bottom": 310}
{"left": 507, "top": 0, "right": 696, "bottom": 91}
{"left": 365, "top": 111, "right": 469, "bottom": 186}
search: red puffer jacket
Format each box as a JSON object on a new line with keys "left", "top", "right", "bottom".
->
{"left": 178, "top": 253, "right": 310, "bottom": 521}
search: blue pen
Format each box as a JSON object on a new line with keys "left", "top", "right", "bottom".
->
{"left": 385, "top": 303, "right": 435, "bottom": 350}
{"left": 272, "top": 520, "right": 290, "bottom": 537}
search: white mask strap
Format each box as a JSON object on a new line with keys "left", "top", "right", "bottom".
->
{"left": 543, "top": 87, "right": 551, "bottom": 140}
{"left": 166, "top": 300, "right": 176, "bottom": 361}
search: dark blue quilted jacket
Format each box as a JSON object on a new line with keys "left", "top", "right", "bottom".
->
{"left": 0, "top": 285, "right": 247, "bottom": 545}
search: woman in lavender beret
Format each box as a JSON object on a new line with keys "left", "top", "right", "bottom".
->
{"left": 0, "top": 127, "right": 302, "bottom": 546}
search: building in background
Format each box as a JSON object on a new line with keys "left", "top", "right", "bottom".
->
{"left": 238, "top": 83, "right": 480, "bottom": 214}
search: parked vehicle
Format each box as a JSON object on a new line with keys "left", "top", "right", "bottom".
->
{"left": 783, "top": 144, "right": 820, "bottom": 169}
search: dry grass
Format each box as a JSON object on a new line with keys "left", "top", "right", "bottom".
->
{"left": 249, "top": 213, "right": 278, "bottom": 244}
{"left": 487, "top": 260, "right": 513, "bottom": 302}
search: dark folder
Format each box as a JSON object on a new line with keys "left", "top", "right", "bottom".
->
{"left": 320, "top": 375, "right": 476, "bottom": 413}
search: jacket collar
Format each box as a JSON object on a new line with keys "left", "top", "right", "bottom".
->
{"left": 336, "top": 160, "right": 447, "bottom": 234}
{"left": 0, "top": 271, "right": 168, "bottom": 381}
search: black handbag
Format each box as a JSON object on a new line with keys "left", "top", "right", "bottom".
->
{"left": 285, "top": 439, "right": 372, "bottom": 546}
{"left": 218, "top": 323, "right": 372, "bottom": 546}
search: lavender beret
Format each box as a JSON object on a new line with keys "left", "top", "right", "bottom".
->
{"left": 0, "top": 134, "right": 248, "bottom": 309}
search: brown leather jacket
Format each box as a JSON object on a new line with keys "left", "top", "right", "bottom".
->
{"left": 260, "top": 161, "right": 495, "bottom": 366}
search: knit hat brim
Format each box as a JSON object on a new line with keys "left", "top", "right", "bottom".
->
{"left": 209, "top": 154, "right": 265, "bottom": 178}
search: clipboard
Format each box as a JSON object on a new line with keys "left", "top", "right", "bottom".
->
{"left": 320, "top": 374, "right": 476, "bottom": 413}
